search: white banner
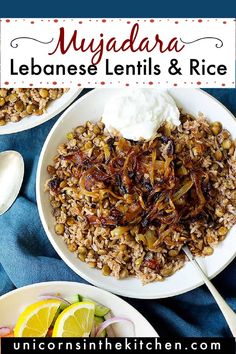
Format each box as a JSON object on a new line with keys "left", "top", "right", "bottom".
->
{"left": 0, "top": 18, "right": 235, "bottom": 88}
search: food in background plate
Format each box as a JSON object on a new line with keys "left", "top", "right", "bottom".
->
{"left": 45, "top": 90, "right": 236, "bottom": 284}
{"left": 0, "top": 293, "right": 134, "bottom": 337}
{"left": 0, "top": 88, "right": 68, "bottom": 125}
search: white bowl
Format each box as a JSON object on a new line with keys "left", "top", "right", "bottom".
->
{"left": 0, "top": 89, "right": 82, "bottom": 135}
{"left": 36, "top": 88, "right": 236, "bottom": 299}
{"left": 0, "top": 281, "right": 158, "bottom": 337}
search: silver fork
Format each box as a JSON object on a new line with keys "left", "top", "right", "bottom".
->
{"left": 183, "top": 245, "right": 236, "bottom": 337}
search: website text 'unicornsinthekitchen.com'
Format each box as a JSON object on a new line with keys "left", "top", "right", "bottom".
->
{"left": 1, "top": 338, "right": 235, "bottom": 354}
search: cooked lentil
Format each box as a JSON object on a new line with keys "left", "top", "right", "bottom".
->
{"left": 0, "top": 88, "right": 68, "bottom": 125}
{"left": 45, "top": 113, "right": 236, "bottom": 284}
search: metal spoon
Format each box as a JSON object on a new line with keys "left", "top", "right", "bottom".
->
{"left": 0, "top": 151, "right": 24, "bottom": 215}
{"left": 183, "top": 245, "right": 236, "bottom": 337}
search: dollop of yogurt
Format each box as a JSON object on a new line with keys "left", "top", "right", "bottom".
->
{"left": 102, "top": 89, "right": 180, "bottom": 141}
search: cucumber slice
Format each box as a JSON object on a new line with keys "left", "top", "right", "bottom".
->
{"left": 59, "top": 302, "right": 69, "bottom": 311}
{"left": 94, "top": 316, "right": 104, "bottom": 323}
{"left": 66, "top": 294, "right": 82, "bottom": 304}
{"left": 59, "top": 294, "right": 82, "bottom": 312}
{"left": 95, "top": 304, "right": 110, "bottom": 317}
{"left": 81, "top": 297, "right": 110, "bottom": 317}
{"left": 94, "top": 316, "right": 106, "bottom": 337}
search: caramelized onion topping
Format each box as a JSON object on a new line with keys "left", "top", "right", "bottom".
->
{"left": 48, "top": 127, "right": 210, "bottom": 239}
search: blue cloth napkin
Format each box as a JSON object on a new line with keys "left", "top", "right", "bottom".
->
{"left": 0, "top": 88, "right": 235, "bottom": 337}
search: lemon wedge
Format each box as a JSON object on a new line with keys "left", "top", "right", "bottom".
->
{"left": 52, "top": 301, "right": 95, "bottom": 337}
{"left": 14, "top": 300, "right": 61, "bottom": 337}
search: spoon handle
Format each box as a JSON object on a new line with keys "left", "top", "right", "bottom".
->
{"left": 184, "top": 247, "right": 236, "bottom": 337}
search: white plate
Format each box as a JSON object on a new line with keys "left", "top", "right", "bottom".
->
{"left": 0, "top": 89, "right": 82, "bottom": 135}
{"left": 36, "top": 88, "right": 236, "bottom": 299}
{"left": 0, "top": 281, "right": 157, "bottom": 337}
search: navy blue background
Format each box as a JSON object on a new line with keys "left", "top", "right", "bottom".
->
{"left": 0, "top": 0, "right": 235, "bottom": 18}
{"left": 0, "top": 88, "right": 235, "bottom": 337}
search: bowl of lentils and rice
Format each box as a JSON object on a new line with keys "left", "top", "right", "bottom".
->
{"left": 36, "top": 88, "right": 236, "bottom": 299}
{"left": 0, "top": 88, "right": 82, "bottom": 134}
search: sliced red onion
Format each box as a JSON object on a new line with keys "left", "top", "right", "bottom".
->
{"left": 90, "top": 323, "right": 97, "bottom": 337}
{"left": 95, "top": 317, "right": 135, "bottom": 337}
{"left": 38, "top": 294, "right": 71, "bottom": 306}
{"left": 104, "top": 313, "right": 116, "bottom": 337}
{"left": 0, "top": 327, "right": 12, "bottom": 337}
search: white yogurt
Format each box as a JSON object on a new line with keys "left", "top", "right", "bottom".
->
{"left": 102, "top": 89, "right": 180, "bottom": 141}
